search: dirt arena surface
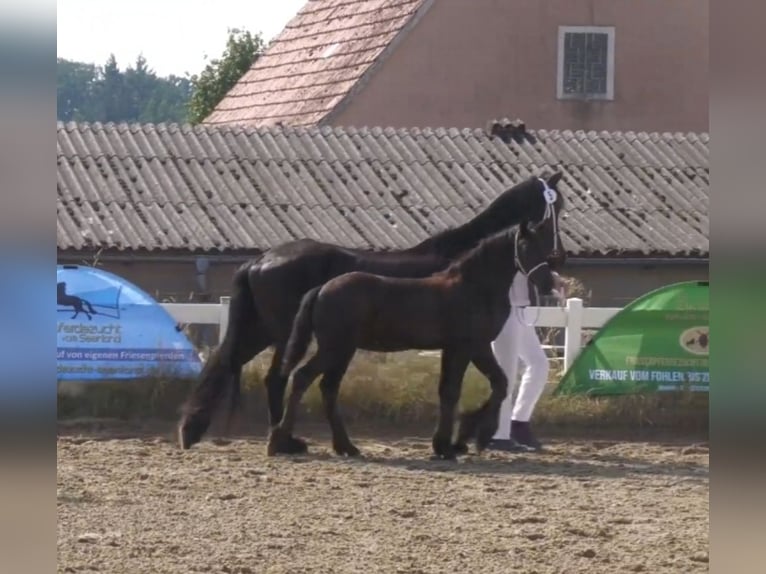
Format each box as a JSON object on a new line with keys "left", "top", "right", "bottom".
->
{"left": 57, "top": 428, "right": 709, "bottom": 574}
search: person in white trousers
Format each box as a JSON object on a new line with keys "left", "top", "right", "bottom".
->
{"left": 488, "top": 269, "right": 566, "bottom": 452}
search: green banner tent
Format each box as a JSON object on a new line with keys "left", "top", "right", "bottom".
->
{"left": 554, "top": 281, "right": 709, "bottom": 396}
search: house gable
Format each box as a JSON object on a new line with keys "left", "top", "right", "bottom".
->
{"left": 206, "top": 0, "right": 708, "bottom": 133}
{"left": 204, "top": 0, "right": 431, "bottom": 128}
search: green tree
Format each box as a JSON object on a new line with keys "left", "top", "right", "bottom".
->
{"left": 122, "top": 54, "right": 153, "bottom": 121}
{"left": 57, "top": 55, "right": 193, "bottom": 124}
{"left": 187, "top": 28, "right": 265, "bottom": 124}
{"left": 140, "top": 74, "right": 193, "bottom": 123}
{"left": 57, "top": 59, "right": 102, "bottom": 121}
{"left": 102, "top": 54, "right": 125, "bottom": 122}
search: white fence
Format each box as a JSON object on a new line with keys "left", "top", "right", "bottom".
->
{"left": 162, "top": 297, "right": 622, "bottom": 371}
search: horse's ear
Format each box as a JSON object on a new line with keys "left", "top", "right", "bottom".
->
{"left": 547, "top": 171, "right": 563, "bottom": 188}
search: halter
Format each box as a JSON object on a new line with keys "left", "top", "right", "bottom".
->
{"left": 513, "top": 228, "right": 549, "bottom": 280}
{"left": 538, "top": 177, "right": 560, "bottom": 257}
{"left": 511, "top": 179, "right": 561, "bottom": 328}
{"left": 514, "top": 178, "right": 559, "bottom": 278}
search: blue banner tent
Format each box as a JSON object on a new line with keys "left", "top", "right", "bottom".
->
{"left": 56, "top": 265, "right": 202, "bottom": 380}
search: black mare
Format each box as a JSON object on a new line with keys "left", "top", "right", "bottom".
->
{"left": 275, "top": 222, "right": 556, "bottom": 460}
{"left": 178, "top": 173, "right": 566, "bottom": 453}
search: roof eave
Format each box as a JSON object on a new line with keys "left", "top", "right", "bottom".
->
{"left": 57, "top": 247, "right": 709, "bottom": 264}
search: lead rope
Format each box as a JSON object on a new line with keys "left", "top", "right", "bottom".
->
{"left": 513, "top": 228, "right": 543, "bottom": 327}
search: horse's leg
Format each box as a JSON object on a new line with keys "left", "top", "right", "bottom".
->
{"left": 455, "top": 346, "right": 509, "bottom": 453}
{"left": 263, "top": 343, "right": 286, "bottom": 428}
{"left": 432, "top": 349, "right": 471, "bottom": 460}
{"left": 262, "top": 342, "right": 309, "bottom": 454}
{"left": 453, "top": 401, "right": 488, "bottom": 455}
{"left": 317, "top": 349, "right": 358, "bottom": 457}
{"left": 267, "top": 354, "right": 324, "bottom": 456}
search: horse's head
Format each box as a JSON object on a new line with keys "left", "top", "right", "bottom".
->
{"left": 485, "top": 172, "right": 567, "bottom": 269}
{"left": 514, "top": 220, "right": 555, "bottom": 296}
{"left": 534, "top": 172, "right": 567, "bottom": 270}
{"left": 455, "top": 222, "right": 554, "bottom": 295}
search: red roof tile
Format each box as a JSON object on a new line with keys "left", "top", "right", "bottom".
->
{"left": 204, "top": 0, "right": 430, "bottom": 127}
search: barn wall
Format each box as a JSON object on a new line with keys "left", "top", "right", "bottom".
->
{"left": 82, "top": 260, "right": 242, "bottom": 303}
{"left": 564, "top": 263, "right": 708, "bottom": 307}
{"left": 62, "top": 256, "right": 708, "bottom": 310}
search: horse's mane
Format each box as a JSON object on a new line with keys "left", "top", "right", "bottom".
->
{"left": 443, "top": 227, "right": 518, "bottom": 278}
{"left": 412, "top": 175, "right": 554, "bottom": 256}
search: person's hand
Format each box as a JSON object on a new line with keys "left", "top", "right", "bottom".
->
{"left": 551, "top": 272, "right": 568, "bottom": 305}
{"left": 553, "top": 272, "right": 567, "bottom": 295}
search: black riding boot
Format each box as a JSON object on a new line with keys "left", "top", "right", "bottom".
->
{"left": 510, "top": 420, "right": 543, "bottom": 452}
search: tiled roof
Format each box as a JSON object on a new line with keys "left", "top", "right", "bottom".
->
{"left": 57, "top": 121, "right": 710, "bottom": 258}
{"left": 204, "top": 0, "right": 429, "bottom": 127}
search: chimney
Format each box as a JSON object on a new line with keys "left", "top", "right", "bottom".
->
{"left": 486, "top": 117, "right": 529, "bottom": 143}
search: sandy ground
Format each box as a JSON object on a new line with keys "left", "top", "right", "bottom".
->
{"left": 57, "top": 430, "right": 709, "bottom": 574}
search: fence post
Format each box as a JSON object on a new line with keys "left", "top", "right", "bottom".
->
{"left": 563, "top": 297, "right": 583, "bottom": 371}
{"left": 218, "top": 296, "right": 231, "bottom": 344}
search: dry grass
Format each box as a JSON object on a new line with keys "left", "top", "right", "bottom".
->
{"left": 57, "top": 348, "right": 708, "bottom": 436}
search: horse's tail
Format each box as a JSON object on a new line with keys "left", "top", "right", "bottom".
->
{"left": 178, "top": 263, "right": 257, "bottom": 449}
{"left": 281, "top": 285, "right": 322, "bottom": 377}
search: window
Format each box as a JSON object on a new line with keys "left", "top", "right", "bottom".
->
{"left": 557, "top": 26, "right": 615, "bottom": 100}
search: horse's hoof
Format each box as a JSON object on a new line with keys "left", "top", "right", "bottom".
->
{"left": 475, "top": 433, "right": 494, "bottom": 453}
{"left": 288, "top": 435, "right": 309, "bottom": 454}
{"left": 267, "top": 428, "right": 307, "bottom": 456}
{"left": 333, "top": 443, "right": 361, "bottom": 457}
{"left": 429, "top": 452, "right": 457, "bottom": 462}
{"left": 432, "top": 440, "right": 458, "bottom": 461}
{"left": 346, "top": 444, "right": 361, "bottom": 457}
{"left": 452, "top": 441, "right": 469, "bottom": 455}
{"left": 432, "top": 436, "right": 458, "bottom": 460}
{"left": 177, "top": 417, "right": 204, "bottom": 450}
{"left": 266, "top": 436, "right": 280, "bottom": 457}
